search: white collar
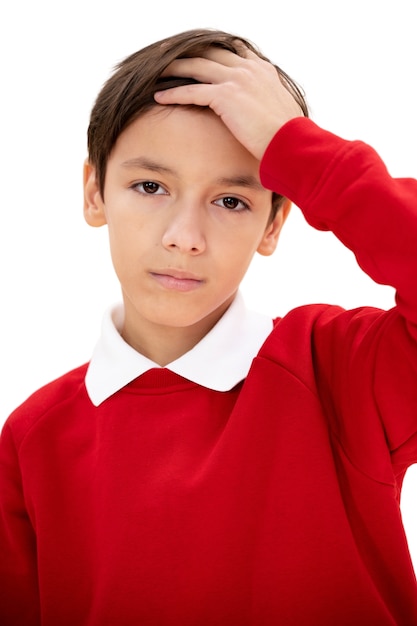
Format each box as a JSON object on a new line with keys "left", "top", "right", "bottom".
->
{"left": 85, "top": 292, "right": 273, "bottom": 406}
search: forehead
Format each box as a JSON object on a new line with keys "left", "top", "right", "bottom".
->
{"left": 110, "top": 105, "right": 261, "bottom": 176}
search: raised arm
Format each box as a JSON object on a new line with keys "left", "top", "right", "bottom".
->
{"left": 260, "top": 117, "right": 417, "bottom": 475}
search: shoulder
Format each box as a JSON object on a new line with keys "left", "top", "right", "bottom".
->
{"left": 259, "top": 303, "right": 386, "bottom": 387}
{"left": 3, "top": 363, "right": 89, "bottom": 447}
{"left": 265, "top": 303, "right": 345, "bottom": 354}
{"left": 268, "top": 302, "right": 386, "bottom": 347}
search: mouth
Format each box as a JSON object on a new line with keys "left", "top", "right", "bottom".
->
{"left": 150, "top": 269, "right": 204, "bottom": 292}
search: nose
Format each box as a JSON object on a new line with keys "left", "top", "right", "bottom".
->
{"left": 161, "top": 203, "right": 206, "bottom": 254}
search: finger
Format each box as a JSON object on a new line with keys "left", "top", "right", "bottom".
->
{"left": 202, "top": 45, "right": 266, "bottom": 66}
{"left": 161, "top": 46, "right": 268, "bottom": 82}
{"left": 160, "top": 56, "right": 233, "bottom": 84}
{"left": 154, "top": 81, "right": 215, "bottom": 105}
{"left": 199, "top": 46, "right": 248, "bottom": 67}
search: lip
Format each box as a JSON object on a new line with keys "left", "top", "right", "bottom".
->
{"left": 150, "top": 269, "right": 204, "bottom": 292}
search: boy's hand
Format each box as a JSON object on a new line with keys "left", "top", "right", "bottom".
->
{"left": 154, "top": 46, "right": 303, "bottom": 160}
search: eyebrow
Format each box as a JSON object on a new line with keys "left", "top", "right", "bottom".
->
{"left": 121, "top": 157, "right": 265, "bottom": 192}
{"left": 121, "top": 157, "right": 175, "bottom": 175}
{"left": 215, "top": 175, "right": 265, "bottom": 192}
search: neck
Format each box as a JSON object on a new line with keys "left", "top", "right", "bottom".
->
{"left": 121, "top": 323, "right": 209, "bottom": 366}
{"left": 120, "top": 297, "right": 234, "bottom": 366}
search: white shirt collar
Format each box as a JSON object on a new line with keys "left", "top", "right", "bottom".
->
{"left": 85, "top": 292, "right": 273, "bottom": 406}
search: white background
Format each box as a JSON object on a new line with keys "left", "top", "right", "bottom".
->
{"left": 1, "top": 0, "right": 416, "bottom": 566}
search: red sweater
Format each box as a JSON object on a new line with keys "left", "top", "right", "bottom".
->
{"left": 1, "top": 119, "right": 417, "bottom": 625}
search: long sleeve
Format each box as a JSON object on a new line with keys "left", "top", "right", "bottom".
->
{"left": 0, "top": 422, "right": 40, "bottom": 625}
{"left": 260, "top": 117, "right": 417, "bottom": 474}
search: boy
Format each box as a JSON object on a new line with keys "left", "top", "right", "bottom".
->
{"left": 1, "top": 28, "right": 417, "bottom": 625}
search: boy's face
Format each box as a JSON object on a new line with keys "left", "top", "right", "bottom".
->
{"left": 84, "top": 106, "right": 288, "bottom": 360}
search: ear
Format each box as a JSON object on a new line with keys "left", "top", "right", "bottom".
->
{"left": 83, "top": 160, "right": 107, "bottom": 227}
{"left": 257, "top": 198, "right": 291, "bottom": 256}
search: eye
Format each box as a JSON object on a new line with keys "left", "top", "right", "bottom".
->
{"left": 132, "top": 181, "right": 168, "bottom": 195}
{"left": 213, "top": 196, "right": 250, "bottom": 212}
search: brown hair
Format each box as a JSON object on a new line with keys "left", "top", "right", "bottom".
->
{"left": 87, "top": 28, "right": 309, "bottom": 214}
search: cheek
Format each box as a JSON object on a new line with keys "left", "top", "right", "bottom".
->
{"left": 222, "top": 226, "right": 267, "bottom": 259}
{"left": 216, "top": 242, "right": 259, "bottom": 284}
{"left": 106, "top": 206, "right": 148, "bottom": 246}
{"left": 106, "top": 223, "right": 141, "bottom": 272}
